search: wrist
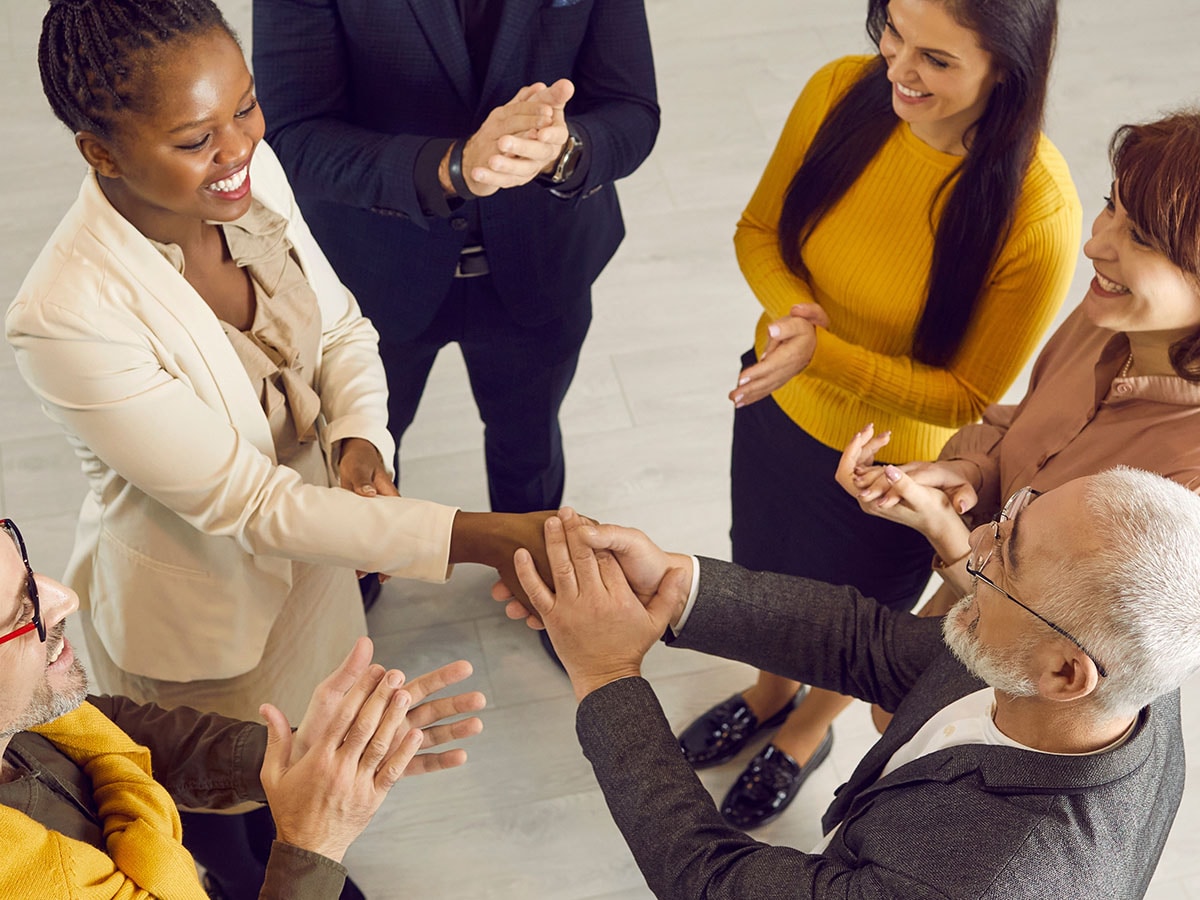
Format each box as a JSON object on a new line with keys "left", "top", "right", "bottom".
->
{"left": 447, "top": 140, "right": 476, "bottom": 199}
{"left": 572, "top": 667, "right": 641, "bottom": 703}
{"left": 274, "top": 833, "right": 347, "bottom": 865}
{"left": 437, "top": 145, "right": 455, "bottom": 197}
{"left": 926, "top": 518, "right": 972, "bottom": 567}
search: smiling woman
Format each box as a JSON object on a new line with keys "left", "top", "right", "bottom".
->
{"left": 14, "top": 1, "right": 552, "bottom": 896}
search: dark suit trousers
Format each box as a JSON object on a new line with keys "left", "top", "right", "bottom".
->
{"left": 380, "top": 275, "right": 591, "bottom": 513}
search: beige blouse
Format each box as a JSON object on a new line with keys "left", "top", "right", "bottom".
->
{"left": 939, "top": 303, "right": 1200, "bottom": 525}
{"left": 150, "top": 201, "right": 330, "bottom": 487}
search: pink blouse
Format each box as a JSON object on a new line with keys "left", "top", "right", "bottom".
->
{"left": 939, "top": 303, "right": 1200, "bottom": 524}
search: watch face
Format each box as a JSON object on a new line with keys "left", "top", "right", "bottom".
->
{"left": 554, "top": 134, "right": 581, "bottom": 183}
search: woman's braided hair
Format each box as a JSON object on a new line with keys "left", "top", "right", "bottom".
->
{"left": 38, "top": 0, "right": 232, "bottom": 136}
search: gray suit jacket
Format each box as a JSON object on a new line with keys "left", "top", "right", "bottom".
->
{"left": 576, "top": 558, "right": 1183, "bottom": 899}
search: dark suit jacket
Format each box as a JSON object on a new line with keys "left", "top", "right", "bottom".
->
{"left": 253, "top": 0, "right": 659, "bottom": 341}
{"left": 576, "top": 558, "right": 1183, "bottom": 899}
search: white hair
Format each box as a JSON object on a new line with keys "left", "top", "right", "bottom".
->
{"left": 1040, "top": 467, "right": 1200, "bottom": 717}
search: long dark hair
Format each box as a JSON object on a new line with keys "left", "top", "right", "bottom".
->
{"left": 778, "top": 0, "right": 1058, "bottom": 367}
{"left": 1110, "top": 111, "right": 1200, "bottom": 381}
{"left": 39, "top": 0, "right": 233, "bottom": 138}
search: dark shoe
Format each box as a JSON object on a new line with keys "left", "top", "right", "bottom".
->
{"left": 359, "top": 573, "right": 382, "bottom": 614}
{"left": 678, "top": 690, "right": 803, "bottom": 769}
{"left": 538, "top": 628, "right": 566, "bottom": 673}
{"left": 720, "top": 730, "right": 834, "bottom": 829}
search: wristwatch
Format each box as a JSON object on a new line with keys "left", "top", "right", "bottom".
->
{"left": 550, "top": 125, "right": 584, "bottom": 184}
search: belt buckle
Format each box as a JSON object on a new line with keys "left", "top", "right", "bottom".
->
{"left": 454, "top": 244, "right": 487, "bottom": 278}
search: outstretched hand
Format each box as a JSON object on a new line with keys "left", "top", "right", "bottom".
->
{"left": 338, "top": 437, "right": 399, "bottom": 581}
{"left": 260, "top": 638, "right": 485, "bottom": 862}
{"left": 512, "top": 508, "right": 691, "bottom": 700}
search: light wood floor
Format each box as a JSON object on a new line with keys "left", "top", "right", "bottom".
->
{"left": 2, "top": 0, "right": 1199, "bottom": 896}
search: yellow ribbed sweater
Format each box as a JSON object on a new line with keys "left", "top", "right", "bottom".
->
{"left": 0, "top": 702, "right": 205, "bottom": 900}
{"left": 735, "top": 56, "right": 1082, "bottom": 462}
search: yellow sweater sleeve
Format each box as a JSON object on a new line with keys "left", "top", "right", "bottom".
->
{"left": 733, "top": 58, "right": 864, "bottom": 318}
{"left": 805, "top": 201, "right": 1081, "bottom": 426}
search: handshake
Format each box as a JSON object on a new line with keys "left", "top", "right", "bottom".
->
{"left": 492, "top": 508, "right": 696, "bottom": 702}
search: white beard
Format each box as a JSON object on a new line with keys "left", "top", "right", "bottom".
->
{"left": 942, "top": 594, "right": 1039, "bottom": 698}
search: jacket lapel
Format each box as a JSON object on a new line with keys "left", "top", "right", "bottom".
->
{"left": 76, "top": 173, "right": 277, "bottom": 461}
{"left": 478, "top": 0, "right": 541, "bottom": 111}
{"left": 409, "top": 0, "right": 476, "bottom": 110}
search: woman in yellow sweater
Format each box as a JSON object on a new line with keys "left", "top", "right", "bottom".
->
{"left": 677, "top": 0, "right": 1081, "bottom": 828}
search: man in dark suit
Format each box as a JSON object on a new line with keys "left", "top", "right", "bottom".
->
{"left": 252, "top": 0, "right": 659, "bottom": 522}
{"left": 505, "top": 467, "right": 1200, "bottom": 898}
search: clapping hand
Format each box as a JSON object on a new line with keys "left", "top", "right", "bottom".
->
{"left": 260, "top": 638, "right": 484, "bottom": 862}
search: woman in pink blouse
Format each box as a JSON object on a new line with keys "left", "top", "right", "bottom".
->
{"left": 838, "top": 109, "right": 1200, "bottom": 615}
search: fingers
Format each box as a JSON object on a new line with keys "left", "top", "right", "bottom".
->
{"left": 530, "top": 77, "right": 575, "bottom": 108}
{"left": 404, "top": 689, "right": 486, "bottom": 731}
{"left": 319, "top": 637, "right": 375, "bottom": 700}
{"left": 347, "top": 680, "right": 413, "bottom": 774}
{"left": 399, "top": 746, "right": 469, "bottom": 778}
{"left": 339, "top": 669, "right": 407, "bottom": 757}
{"left": 575, "top": 522, "right": 645, "bottom": 555}
{"left": 375, "top": 726, "right": 425, "bottom": 792}
{"left": 765, "top": 314, "right": 814, "bottom": 344}
{"left": 559, "top": 508, "right": 605, "bottom": 594}
{"left": 510, "top": 82, "right": 547, "bottom": 104}
{"left": 514, "top": 545, "right": 557, "bottom": 619}
{"left": 410, "top": 714, "right": 484, "bottom": 752}
{"left": 541, "top": 514, "right": 580, "bottom": 600}
{"left": 789, "top": 302, "right": 831, "bottom": 328}
{"left": 402, "top": 660, "right": 475, "bottom": 707}
{"left": 496, "top": 130, "right": 565, "bottom": 162}
{"left": 836, "top": 423, "right": 877, "bottom": 490}
{"left": 373, "top": 470, "right": 400, "bottom": 498}
{"left": 945, "top": 482, "right": 979, "bottom": 515}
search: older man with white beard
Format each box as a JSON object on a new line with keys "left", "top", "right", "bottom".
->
{"left": 502, "top": 467, "right": 1200, "bottom": 899}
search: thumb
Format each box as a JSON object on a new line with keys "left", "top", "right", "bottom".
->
{"left": 541, "top": 78, "right": 575, "bottom": 108}
{"left": 579, "top": 523, "right": 646, "bottom": 556}
{"left": 260, "top": 703, "right": 294, "bottom": 776}
{"left": 646, "top": 565, "right": 690, "bottom": 631}
{"left": 947, "top": 483, "right": 979, "bottom": 515}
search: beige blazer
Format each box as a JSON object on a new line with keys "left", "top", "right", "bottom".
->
{"left": 7, "top": 143, "right": 457, "bottom": 682}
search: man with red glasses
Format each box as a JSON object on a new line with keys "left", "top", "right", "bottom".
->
{"left": 0, "top": 519, "right": 485, "bottom": 899}
{"left": 506, "top": 467, "right": 1200, "bottom": 898}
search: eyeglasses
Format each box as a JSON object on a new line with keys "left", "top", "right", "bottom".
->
{"left": 965, "top": 487, "right": 1108, "bottom": 678}
{"left": 0, "top": 519, "right": 44, "bottom": 646}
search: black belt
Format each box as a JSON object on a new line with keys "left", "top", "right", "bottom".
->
{"left": 454, "top": 245, "right": 489, "bottom": 278}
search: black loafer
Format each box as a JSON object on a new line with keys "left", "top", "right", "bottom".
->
{"left": 678, "top": 689, "right": 803, "bottom": 769}
{"left": 720, "top": 730, "right": 834, "bottom": 829}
